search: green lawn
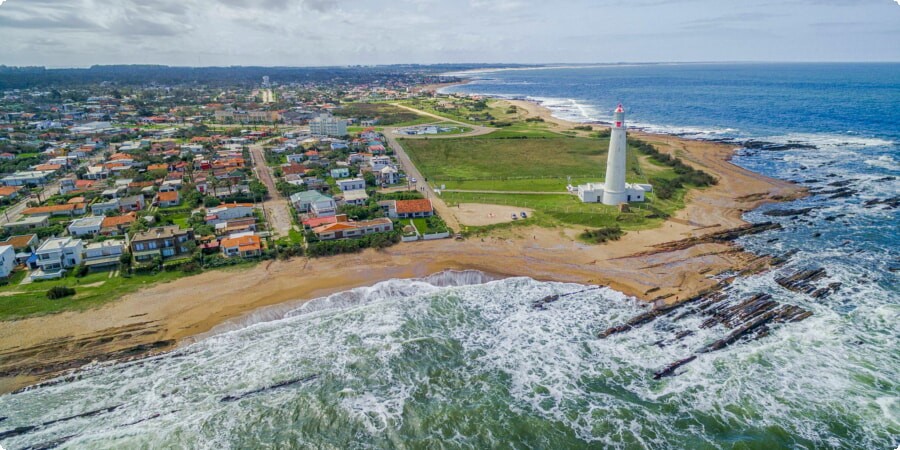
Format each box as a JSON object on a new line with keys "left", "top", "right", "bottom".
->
{"left": 0, "top": 269, "right": 186, "bottom": 320}
{"left": 401, "top": 136, "right": 646, "bottom": 184}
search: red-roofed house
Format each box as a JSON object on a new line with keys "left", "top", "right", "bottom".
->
{"left": 379, "top": 199, "right": 434, "bottom": 219}
{"left": 157, "top": 190, "right": 180, "bottom": 207}
{"left": 220, "top": 234, "right": 262, "bottom": 258}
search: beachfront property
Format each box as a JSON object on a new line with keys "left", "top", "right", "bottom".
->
{"left": 309, "top": 114, "right": 348, "bottom": 137}
{"left": 576, "top": 105, "right": 653, "bottom": 205}
{"left": 312, "top": 215, "right": 393, "bottom": 241}
{"left": 0, "top": 234, "right": 39, "bottom": 265}
{"left": 379, "top": 199, "right": 434, "bottom": 219}
{"left": 220, "top": 234, "right": 263, "bottom": 258}
{"left": 290, "top": 191, "right": 337, "bottom": 217}
{"left": 33, "top": 237, "right": 84, "bottom": 279}
{"left": 83, "top": 240, "right": 126, "bottom": 269}
{"left": 130, "top": 226, "right": 195, "bottom": 262}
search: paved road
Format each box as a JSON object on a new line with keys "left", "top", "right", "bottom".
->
{"left": 248, "top": 143, "right": 293, "bottom": 237}
{"left": 441, "top": 189, "right": 575, "bottom": 195}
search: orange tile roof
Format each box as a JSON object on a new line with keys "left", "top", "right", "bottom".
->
{"left": 67, "top": 196, "right": 85, "bottom": 204}
{"left": 220, "top": 235, "right": 262, "bottom": 252}
{"left": 102, "top": 212, "right": 137, "bottom": 228}
{"left": 0, "top": 234, "right": 37, "bottom": 249}
{"left": 75, "top": 180, "right": 96, "bottom": 188}
{"left": 395, "top": 199, "right": 433, "bottom": 214}
{"left": 23, "top": 203, "right": 82, "bottom": 215}
{"left": 147, "top": 163, "right": 169, "bottom": 171}
{"left": 158, "top": 191, "right": 179, "bottom": 202}
{"left": 34, "top": 164, "right": 62, "bottom": 171}
{"left": 0, "top": 186, "right": 22, "bottom": 196}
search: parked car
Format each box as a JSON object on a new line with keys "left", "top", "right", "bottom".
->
{"left": 511, "top": 213, "right": 518, "bottom": 220}
{"left": 411, "top": 177, "right": 417, "bottom": 184}
{"left": 520, "top": 212, "right": 527, "bottom": 218}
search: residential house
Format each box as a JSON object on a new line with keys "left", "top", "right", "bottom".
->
{"left": 380, "top": 199, "right": 434, "bottom": 219}
{"left": 33, "top": 237, "right": 84, "bottom": 279}
{"left": 220, "top": 234, "right": 263, "bottom": 258}
{"left": 330, "top": 168, "right": 350, "bottom": 179}
{"left": 83, "top": 240, "right": 126, "bottom": 269}
{"left": 0, "top": 245, "right": 15, "bottom": 279}
{"left": 91, "top": 199, "right": 120, "bottom": 216}
{"left": 1, "top": 171, "right": 52, "bottom": 186}
{"left": 214, "top": 217, "right": 258, "bottom": 236}
{"left": 3, "top": 216, "right": 49, "bottom": 232}
{"left": 286, "top": 153, "right": 305, "bottom": 164}
{"left": 336, "top": 178, "right": 366, "bottom": 192}
{"left": 0, "top": 186, "right": 22, "bottom": 201}
{"left": 342, "top": 189, "right": 369, "bottom": 206}
{"left": 130, "top": 226, "right": 195, "bottom": 262}
{"left": 157, "top": 190, "right": 180, "bottom": 207}
{"left": 369, "top": 156, "right": 392, "bottom": 171}
{"left": 22, "top": 203, "right": 86, "bottom": 217}
{"left": 312, "top": 216, "right": 393, "bottom": 241}
{"left": 67, "top": 215, "right": 104, "bottom": 237}
{"left": 100, "top": 212, "right": 137, "bottom": 236}
{"left": 378, "top": 166, "right": 400, "bottom": 185}
{"left": 290, "top": 191, "right": 337, "bottom": 217}
{"left": 117, "top": 195, "right": 146, "bottom": 213}
{"left": 205, "top": 203, "right": 255, "bottom": 225}
{"left": 0, "top": 234, "right": 38, "bottom": 264}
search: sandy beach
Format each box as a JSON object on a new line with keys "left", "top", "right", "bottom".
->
{"left": 0, "top": 98, "right": 803, "bottom": 394}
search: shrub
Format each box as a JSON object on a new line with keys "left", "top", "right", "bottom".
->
{"left": 580, "top": 226, "right": 624, "bottom": 244}
{"left": 74, "top": 263, "right": 89, "bottom": 278}
{"left": 47, "top": 286, "right": 76, "bottom": 300}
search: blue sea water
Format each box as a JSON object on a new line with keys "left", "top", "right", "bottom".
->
{"left": 0, "top": 64, "right": 898, "bottom": 449}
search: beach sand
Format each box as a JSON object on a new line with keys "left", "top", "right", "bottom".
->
{"left": 0, "top": 98, "right": 803, "bottom": 394}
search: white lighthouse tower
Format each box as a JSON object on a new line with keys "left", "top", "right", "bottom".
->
{"left": 602, "top": 104, "right": 628, "bottom": 205}
{"left": 574, "top": 103, "right": 653, "bottom": 205}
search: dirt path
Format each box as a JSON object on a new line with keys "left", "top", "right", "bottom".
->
{"left": 249, "top": 143, "right": 293, "bottom": 236}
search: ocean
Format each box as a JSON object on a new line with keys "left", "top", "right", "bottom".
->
{"left": 2, "top": 64, "right": 898, "bottom": 449}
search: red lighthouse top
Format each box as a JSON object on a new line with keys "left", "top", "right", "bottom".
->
{"left": 615, "top": 104, "right": 624, "bottom": 113}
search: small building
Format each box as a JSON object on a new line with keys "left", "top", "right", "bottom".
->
{"left": 378, "top": 166, "right": 399, "bottom": 185}
{"left": 0, "top": 234, "right": 38, "bottom": 265}
{"left": 22, "top": 203, "right": 86, "bottom": 217}
{"left": 91, "top": 199, "right": 120, "bottom": 216}
{"left": 83, "top": 240, "right": 126, "bottom": 269}
{"left": 0, "top": 245, "right": 15, "bottom": 280}
{"left": 336, "top": 178, "right": 366, "bottom": 192}
{"left": 312, "top": 216, "right": 393, "bottom": 241}
{"left": 205, "top": 203, "right": 255, "bottom": 225}
{"left": 286, "top": 153, "right": 305, "bottom": 164}
{"left": 157, "top": 190, "right": 180, "bottom": 208}
{"left": 3, "top": 216, "right": 49, "bottom": 232}
{"left": 67, "top": 215, "right": 105, "bottom": 237}
{"left": 100, "top": 213, "right": 137, "bottom": 236}
{"left": 330, "top": 168, "right": 351, "bottom": 179}
{"left": 117, "top": 195, "right": 146, "bottom": 212}
{"left": 1, "top": 171, "right": 52, "bottom": 187}
{"left": 0, "top": 186, "right": 23, "bottom": 201}
{"left": 342, "top": 189, "right": 369, "bottom": 206}
{"left": 220, "top": 234, "right": 263, "bottom": 258}
{"left": 130, "top": 226, "right": 195, "bottom": 262}
{"left": 380, "top": 199, "right": 434, "bottom": 219}
{"left": 33, "top": 237, "right": 84, "bottom": 279}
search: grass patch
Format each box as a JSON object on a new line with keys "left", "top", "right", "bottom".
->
{"left": 0, "top": 270, "right": 186, "bottom": 321}
{"left": 334, "top": 103, "right": 433, "bottom": 127}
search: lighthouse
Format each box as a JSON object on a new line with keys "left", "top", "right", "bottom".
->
{"left": 573, "top": 103, "right": 653, "bottom": 205}
{"left": 602, "top": 104, "right": 628, "bottom": 205}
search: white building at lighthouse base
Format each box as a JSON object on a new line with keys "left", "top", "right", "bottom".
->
{"left": 576, "top": 182, "right": 653, "bottom": 205}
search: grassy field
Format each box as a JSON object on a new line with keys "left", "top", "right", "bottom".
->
{"left": 0, "top": 269, "right": 186, "bottom": 320}
{"left": 400, "top": 136, "right": 645, "bottom": 184}
{"left": 334, "top": 103, "right": 433, "bottom": 127}
{"left": 401, "top": 133, "right": 693, "bottom": 230}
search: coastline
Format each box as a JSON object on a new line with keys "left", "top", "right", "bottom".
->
{"left": 0, "top": 95, "right": 803, "bottom": 395}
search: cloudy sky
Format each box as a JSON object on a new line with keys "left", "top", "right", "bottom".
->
{"left": 0, "top": 0, "right": 898, "bottom": 67}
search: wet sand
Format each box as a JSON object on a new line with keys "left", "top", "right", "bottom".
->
{"left": 0, "top": 99, "right": 803, "bottom": 394}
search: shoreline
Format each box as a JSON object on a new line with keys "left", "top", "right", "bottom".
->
{"left": 0, "top": 96, "right": 804, "bottom": 395}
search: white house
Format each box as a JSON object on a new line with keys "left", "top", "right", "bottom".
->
{"left": 0, "top": 245, "right": 15, "bottom": 279}
{"left": 369, "top": 156, "right": 392, "bottom": 171}
{"left": 379, "top": 166, "right": 400, "bottom": 185}
{"left": 33, "top": 237, "right": 84, "bottom": 279}
{"left": 1, "top": 171, "right": 52, "bottom": 187}
{"left": 287, "top": 153, "right": 305, "bottom": 164}
{"left": 67, "top": 216, "right": 104, "bottom": 237}
{"left": 342, "top": 189, "right": 369, "bottom": 206}
{"left": 337, "top": 178, "right": 366, "bottom": 192}
{"left": 205, "top": 203, "right": 255, "bottom": 225}
{"left": 290, "top": 191, "right": 337, "bottom": 217}
{"left": 83, "top": 240, "right": 126, "bottom": 269}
